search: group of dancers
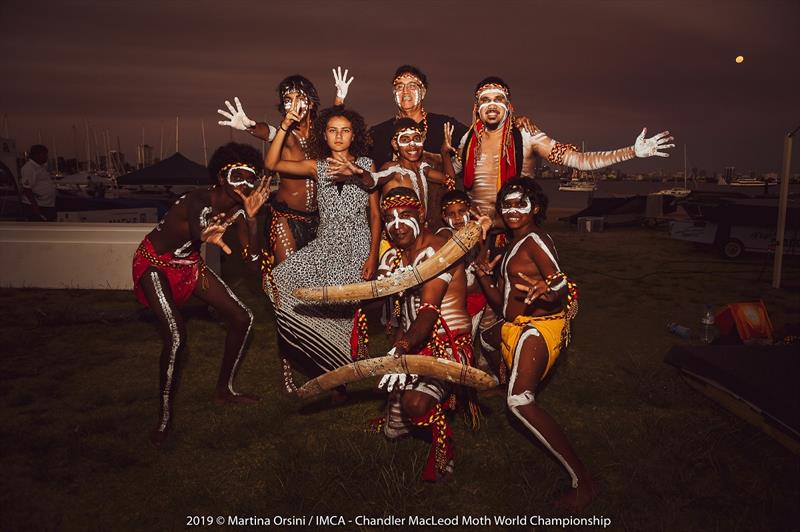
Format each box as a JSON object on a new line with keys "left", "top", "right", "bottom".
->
{"left": 131, "top": 64, "right": 673, "bottom": 510}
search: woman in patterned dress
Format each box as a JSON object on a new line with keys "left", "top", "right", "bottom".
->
{"left": 265, "top": 104, "right": 381, "bottom": 390}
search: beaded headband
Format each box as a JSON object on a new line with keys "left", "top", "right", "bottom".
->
{"left": 220, "top": 162, "right": 257, "bottom": 175}
{"left": 381, "top": 194, "right": 421, "bottom": 211}
{"left": 392, "top": 74, "right": 424, "bottom": 87}
{"left": 442, "top": 198, "right": 469, "bottom": 208}
{"left": 475, "top": 83, "right": 510, "bottom": 98}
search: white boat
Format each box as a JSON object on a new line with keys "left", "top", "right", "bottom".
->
{"left": 653, "top": 187, "right": 691, "bottom": 198}
{"left": 729, "top": 177, "right": 764, "bottom": 187}
{"left": 559, "top": 167, "right": 596, "bottom": 192}
{"left": 656, "top": 144, "right": 692, "bottom": 198}
{"left": 559, "top": 180, "right": 597, "bottom": 192}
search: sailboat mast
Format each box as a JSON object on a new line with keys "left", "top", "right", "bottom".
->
{"left": 683, "top": 144, "right": 687, "bottom": 189}
{"left": 201, "top": 120, "right": 208, "bottom": 166}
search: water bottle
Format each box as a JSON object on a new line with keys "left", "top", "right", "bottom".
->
{"left": 700, "top": 306, "right": 716, "bottom": 344}
{"left": 667, "top": 322, "right": 692, "bottom": 339}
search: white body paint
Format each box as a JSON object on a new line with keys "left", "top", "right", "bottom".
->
{"left": 373, "top": 163, "right": 430, "bottom": 211}
{"left": 377, "top": 246, "right": 470, "bottom": 335}
{"left": 150, "top": 271, "right": 181, "bottom": 431}
{"left": 498, "top": 229, "right": 578, "bottom": 488}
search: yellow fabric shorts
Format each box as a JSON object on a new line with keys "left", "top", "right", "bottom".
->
{"left": 379, "top": 238, "right": 393, "bottom": 259}
{"left": 500, "top": 312, "right": 566, "bottom": 378}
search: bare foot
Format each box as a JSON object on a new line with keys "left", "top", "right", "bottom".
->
{"left": 553, "top": 475, "right": 599, "bottom": 512}
{"left": 214, "top": 391, "right": 260, "bottom": 405}
{"left": 149, "top": 427, "right": 169, "bottom": 448}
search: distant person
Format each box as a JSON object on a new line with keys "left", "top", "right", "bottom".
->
{"left": 132, "top": 142, "right": 270, "bottom": 447}
{"left": 20, "top": 145, "right": 55, "bottom": 221}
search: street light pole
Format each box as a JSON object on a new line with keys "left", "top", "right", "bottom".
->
{"left": 772, "top": 124, "right": 800, "bottom": 289}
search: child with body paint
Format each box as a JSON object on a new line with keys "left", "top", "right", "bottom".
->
{"left": 436, "top": 190, "right": 487, "bottom": 340}
{"left": 474, "top": 177, "right": 597, "bottom": 511}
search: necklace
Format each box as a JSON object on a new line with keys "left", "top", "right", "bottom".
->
{"left": 291, "top": 128, "right": 311, "bottom": 160}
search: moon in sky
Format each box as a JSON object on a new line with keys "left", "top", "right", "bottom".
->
{"left": 735, "top": 55, "right": 744, "bottom": 63}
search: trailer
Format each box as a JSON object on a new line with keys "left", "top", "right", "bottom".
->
{"left": 669, "top": 220, "right": 800, "bottom": 259}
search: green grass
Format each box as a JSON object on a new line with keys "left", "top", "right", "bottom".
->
{"left": 1, "top": 223, "right": 798, "bottom": 531}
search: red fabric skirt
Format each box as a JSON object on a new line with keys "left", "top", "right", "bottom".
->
{"left": 466, "top": 291, "right": 487, "bottom": 317}
{"left": 132, "top": 237, "right": 201, "bottom": 308}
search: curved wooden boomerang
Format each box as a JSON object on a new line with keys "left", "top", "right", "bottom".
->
{"left": 292, "top": 222, "right": 482, "bottom": 303}
{"left": 295, "top": 354, "right": 499, "bottom": 399}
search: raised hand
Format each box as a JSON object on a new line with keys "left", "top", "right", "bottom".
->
{"left": 201, "top": 212, "right": 241, "bottom": 255}
{"left": 475, "top": 247, "right": 502, "bottom": 277}
{"left": 332, "top": 66, "right": 354, "bottom": 102}
{"left": 442, "top": 122, "right": 455, "bottom": 155}
{"left": 217, "top": 97, "right": 255, "bottom": 131}
{"left": 233, "top": 176, "right": 271, "bottom": 219}
{"left": 634, "top": 128, "right": 675, "bottom": 158}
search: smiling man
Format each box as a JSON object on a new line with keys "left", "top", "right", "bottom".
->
{"left": 448, "top": 77, "right": 675, "bottom": 219}
{"left": 369, "top": 66, "right": 468, "bottom": 229}
{"left": 373, "top": 186, "right": 476, "bottom": 482}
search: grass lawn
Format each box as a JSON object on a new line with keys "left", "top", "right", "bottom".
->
{"left": 1, "top": 220, "right": 798, "bottom": 531}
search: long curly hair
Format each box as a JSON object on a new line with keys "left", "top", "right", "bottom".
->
{"left": 496, "top": 177, "right": 548, "bottom": 225}
{"left": 310, "top": 106, "right": 371, "bottom": 159}
{"left": 207, "top": 142, "right": 263, "bottom": 184}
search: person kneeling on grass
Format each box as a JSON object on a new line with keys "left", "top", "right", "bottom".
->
{"left": 372, "top": 187, "right": 490, "bottom": 482}
{"left": 475, "top": 177, "right": 598, "bottom": 510}
{"left": 131, "top": 142, "right": 270, "bottom": 447}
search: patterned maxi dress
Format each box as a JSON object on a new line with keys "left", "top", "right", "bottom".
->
{"left": 271, "top": 157, "right": 373, "bottom": 376}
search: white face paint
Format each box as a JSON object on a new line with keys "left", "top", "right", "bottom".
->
{"left": 393, "top": 75, "right": 424, "bottom": 109}
{"left": 395, "top": 128, "right": 424, "bottom": 147}
{"left": 446, "top": 213, "right": 470, "bottom": 230}
{"left": 385, "top": 208, "right": 420, "bottom": 239}
{"left": 282, "top": 91, "right": 309, "bottom": 119}
{"left": 226, "top": 165, "right": 258, "bottom": 188}
{"left": 500, "top": 192, "right": 532, "bottom": 215}
{"left": 477, "top": 87, "right": 510, "bottom": 124}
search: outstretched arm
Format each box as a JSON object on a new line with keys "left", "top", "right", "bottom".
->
{"left": 527, "top": 127, "right": 674, "bottom": 171}
{"left": 217, "top": 96, "right": 277, "bottom": 142}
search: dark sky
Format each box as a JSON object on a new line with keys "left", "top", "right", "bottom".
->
{"left": 2, "top": 0, "right": 798, "bottom": 173}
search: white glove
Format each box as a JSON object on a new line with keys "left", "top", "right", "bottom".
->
{"left": 378, "top": 372, "right": 418, "bottom": 392}
{"left": 634, "top": 128, "right": 675, "bottom": 158}
{"left": 217, "top": 97, "right": 256, "bottom": 131}
{"left": 332, "top": 66, "right": 354, "bottom": 101}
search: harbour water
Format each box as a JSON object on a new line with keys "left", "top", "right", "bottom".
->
{"left": 537, "top": 178, "right": 799, "bottom": 210}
